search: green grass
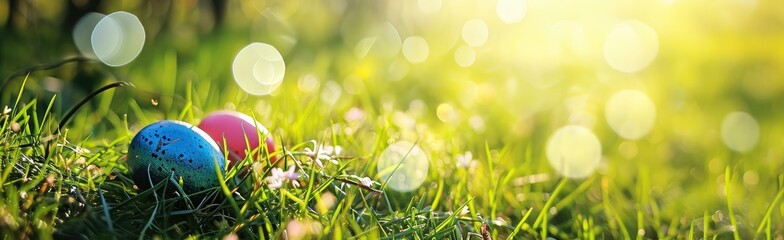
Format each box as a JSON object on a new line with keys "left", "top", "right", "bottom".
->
{"left": 3, "top": 1, "right": 784, "bottom": 239}
{"left": 2, "top": 60, "right": 780, "bottom": 239}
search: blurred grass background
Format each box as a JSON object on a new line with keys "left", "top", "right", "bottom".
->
{"left": 2, "top": 0, "right": 784, "bottom": 238}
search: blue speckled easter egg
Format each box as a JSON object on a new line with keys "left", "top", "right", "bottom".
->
{"left": 127, "top": 120, "right": 226, "bottom": 193}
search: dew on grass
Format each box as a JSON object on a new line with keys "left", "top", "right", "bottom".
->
{"left": 91, "top": 11, "right": 145, "bottom": 66}
{"left": 546, "top": 125, "right": 601, "bottom": 178}
{"left": 603, "top": 20, "right": 658, "bottom": 73}
{"left": 232, "top": 42, "right": 286, "bottom": 96}
{"left": 454, "top": 45, "right": 476, "bottom": 67}
{"left": 418, "top": 0, "right": 442, "bottom": 14}
{"left": 496, "top": 0, "right": 526, "bottom": 24}
{"left": 462, "top": 19, "right": 488, "bottom": 47}
{"left": 605, "top": 90, "right": 656, "bottom": 140}
{"left": 73, "top": 12, "right": 105, "bottom": 59}
{"left": 376, "top": 141, "right": 429, "bottom": 192}
{"left": 402, "top": 36, "right": 429, "bottom": 63}
{"left": 720, "top": 111, "right": 759, "bottom": 152}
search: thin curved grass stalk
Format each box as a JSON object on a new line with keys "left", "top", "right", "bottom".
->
{"left": 57, "top": 81, "right": 135, "bottom": 132}
{"left": 43, "top": 81, "right": 135, "bottom": 159}
{"left": 13, "top": 81, "right": 134, "bottom": 150}
{"left": 97, "top": 184, "right": 116, "bottom": 239}
{"left": 0, "top": 56, "right": 96, "bottom": 92}
{"left": 140, "top": 164, "right": 162, "bottom": 240}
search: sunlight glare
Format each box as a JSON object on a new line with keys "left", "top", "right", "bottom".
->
{"left": 496, "top": 0, "right": 526, "bottom": 24}
{"left": 605, "top": 90, "right": 656, "bottom": 140}
{"left": 73, "top": 12, "right": 105, "bottom": 59}
{"left": 546, "top": 125, "right": 601, "bottom": 179}
{"left": 462, "top": 19, "right": 488, "bottom": 47}
{"left": 454, "top": 45, "right": 476, "bottom": 67}
{"left": 298, "top": 74, "right": 320, "bottom": 93}
{"left": 603, "top": 20, "right": 658, "bottom": 73}
{"left": 232, "top": 42, "right": 286, "bottom": 96}
{"left": 418, "top": 0, "right": 442, "bottom": 14}
{"left": 721, "top": 111, "right": 759, "bottom": 152}
{"left": 436, "top": 103, "right": 458, "bottom": 123}
{"left": 92, "top": 11, "right": 145, "bottom": 67}
{"left": 320, "top": 81, "right": 342, "bottom": 106}
{"left": 402, "top": 36, "right": 430, "bottom": 63}
{"left": 377, "top": 141, "right": 430, "bottom": 192}
{"left": 375, "top": 23, "right": 403, "bottom": 58}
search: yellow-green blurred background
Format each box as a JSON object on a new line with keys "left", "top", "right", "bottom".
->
{"left": 3, "top": 0, "right": 784, "bottom": 236}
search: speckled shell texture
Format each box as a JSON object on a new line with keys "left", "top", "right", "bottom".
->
{"left": 128, "top": 120, "right": 226, "bottom": 193}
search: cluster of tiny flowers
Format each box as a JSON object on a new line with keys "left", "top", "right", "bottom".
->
{"left": 266, "top": 165, "right": 301, "bottom": 189}
{"left": 304, "top": 144, "right": 341, "bottom": 168}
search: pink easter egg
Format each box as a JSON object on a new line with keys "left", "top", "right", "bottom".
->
{"left": 197, "top": 110, "right": 277, "bottom": 167}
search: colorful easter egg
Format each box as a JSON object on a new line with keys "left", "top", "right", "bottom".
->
{"left": 198, "top": 110, "right": 277, "bottom": 167}
{"left": 127, "top": 120, "right": 226, "bottom": 193}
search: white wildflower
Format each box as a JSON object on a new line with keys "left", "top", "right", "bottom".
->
{"left": 304, "top": 147, "right": 325, "bottom": 168}
{"left": 74, "top": 146, "right": 91, "bottom": 154}
{"left": 305, "top": 144, "right": 342, "bottom": 167}
{"left": 282, "top": 165, "right": 301, "bottom": 180}
{"left": 459, "top": 206, "right": 470, "bottom": 216}
{"left": 324, "top": 145, "right": 342, "bottom": 156}
{"left": 358, "top": 177, "right": 373, "bottom": 188}
{"left": 266, "top": 165, "right": 301, "bottom": 189}
{"left": 266, "top": 176, "right": 284, "bottom": 189}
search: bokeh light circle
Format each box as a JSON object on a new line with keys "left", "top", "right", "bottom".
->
{"left": 496, "top": 0, "right": 526, "bottom": 24}
{"left": 418, "top": 0, "right": 442, "bottom": 14}
{"left": 603, "top": 20, "right": 658, "bottom": 73}
{"left": 91, "top": 11, "right": 145, "bottom": 67}
{"left": 462, "top": 19, "right": 489, "bottom": 47}
{"left": 372, "top": 22, "right": 403, "bottom": 58}
{"left": 546, "top": 125, "right": 601, "bottom": 179}
{"left": 721, "top": 111, "right": 760, "bottom": 153}
{"left": 232, "top": 42, "right": 286, "bottom": 96}
{"left": 605, "top": 90, "right": 656, "bottom": 140}
{"left": 454, "top": 45, "right": 476, "bottom": 67}
{"left": 376, "top": 141, "right": 429, "bottom": 192}
{"left": 253, "top": 58, "right": 276, "bottom": 85}
{"left": 73, "top": 12, "right": 105, "bottom": 59}
{"left": 402, "top": 36, "right": 430, "bottom": 63}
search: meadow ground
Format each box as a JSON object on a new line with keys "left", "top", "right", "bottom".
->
{"left": 2, "top": 0, "right": 784, "bottom": 239}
